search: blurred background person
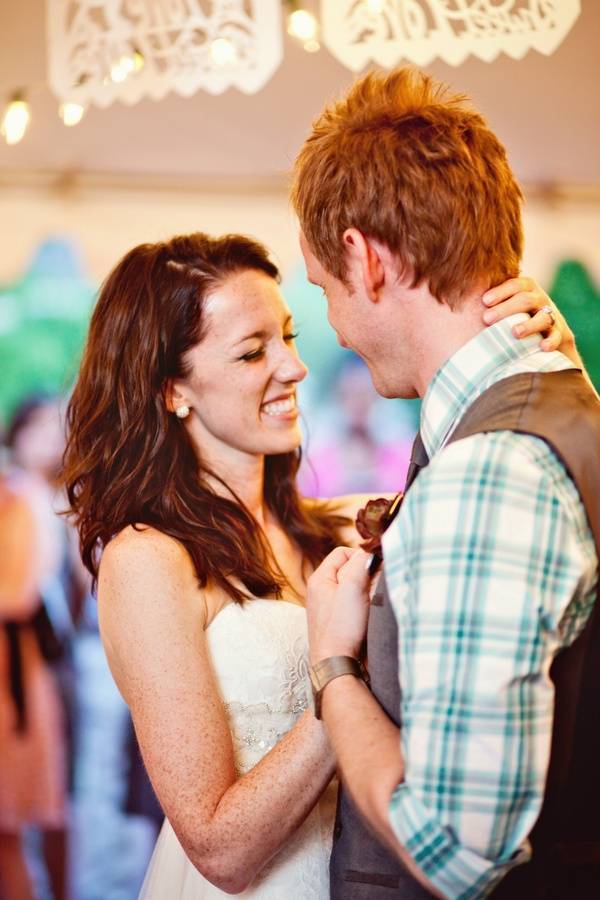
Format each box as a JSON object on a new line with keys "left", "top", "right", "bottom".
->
{"left": 299, "top": 356, "right": 417, "bottom": 497}
{"left": 5, "top": 395, "right": 158, "bottom": 899}
{"left": 6, "top": 395, "right": 82, "bottom": 786}
{"left": 0, "top": 466, "right": 69, "bottom": 900}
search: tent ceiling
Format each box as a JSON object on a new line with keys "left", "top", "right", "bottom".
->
{"left": 1, "top": 1, "right": 599, "bottom": 186}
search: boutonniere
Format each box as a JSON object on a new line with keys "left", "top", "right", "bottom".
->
{"left": 355, "top": 493, "right": 404, "bottom": 555}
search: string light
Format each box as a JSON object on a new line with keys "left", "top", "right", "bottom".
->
{"left": 6, "top": 4, "right": 334, "bottom": 145}
{"left": 366, "top": 0, "right": 385, "bottom": 11}
{"left": 108, "top": 47, "right": 144, "bottom": 83}
{"left": 110, "top": 54, "right": 137, "bottom": 83}
{"left": 210, "top": 37, "right": 238, "bottom": 66}
{"left": 59, "top": 102, "right": 86, "bottom": 126}
{"left": 287, "top": 5, "right": 320, "bottom": 54}
{"left": 1, "top": 94, "right": 31, "bottom": 145}
{"left": 287, "top": 9, "right": 318, "bottom": 43}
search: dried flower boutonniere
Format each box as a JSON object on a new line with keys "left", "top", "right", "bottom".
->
{"left": 355, "top": 493, "right": 404, "bottom": 558}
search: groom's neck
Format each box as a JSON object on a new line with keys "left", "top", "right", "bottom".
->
{"left": 405, "top": 287, "right": 487, "bottom": 399}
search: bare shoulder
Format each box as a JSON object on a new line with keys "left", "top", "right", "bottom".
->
{"left": 100, "top": 524, "right": 201, "bottom": 601}
{"left": 98, "top": 525, "right": 207, "bottom": 665}
{"left": 0, "top": 485, "right": 38, "bottom": 565}
{"left": 102, "top": 523, "right": 192, "bottom": 574}
{"left": 303, "top": 493, "right": 397, "bottom": 547}
{"left": 0, "top": 486, "right": 34, "bottom": 530}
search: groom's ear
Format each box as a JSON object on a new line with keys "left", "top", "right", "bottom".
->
{"left": 342, "top": 229, "right": 385, "bottom": 302}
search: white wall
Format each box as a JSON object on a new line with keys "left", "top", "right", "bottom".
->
{"left": 1, "top": 176, "right": 599, "bottom": 288}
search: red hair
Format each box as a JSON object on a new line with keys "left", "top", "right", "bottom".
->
{"left": 291, "top": 67, "right": 523, "bottom": 305}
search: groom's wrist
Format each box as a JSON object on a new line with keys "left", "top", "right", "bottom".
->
{"left": 310, "top": 639, "right": 361, "bottom": 667}
{"left": 309, "top": 655, "right": 370, "bottom": 719}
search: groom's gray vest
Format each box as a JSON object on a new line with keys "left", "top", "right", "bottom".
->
{"left": 330, "top": 369, "right": 600, "bottom": 899}
{"left": 329, "top": 456, "right": 434, "bottom": 898}
{"left": 329, "top": 569, "right": 432, "bottom": 898}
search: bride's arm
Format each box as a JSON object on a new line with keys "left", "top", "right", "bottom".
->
{"left": 99, "top": 526, "right": 334, "bottom": 894}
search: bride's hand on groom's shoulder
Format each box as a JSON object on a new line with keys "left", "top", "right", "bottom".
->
{"left": 306, "top": 546, "right": 371, "bottom": 666}
{"left": 481, "top": 276, "right": 574, "bottom": 355}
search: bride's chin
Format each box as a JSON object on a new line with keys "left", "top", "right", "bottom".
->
{"left": 263, "top": 433, "right": 302, "bottom": 456}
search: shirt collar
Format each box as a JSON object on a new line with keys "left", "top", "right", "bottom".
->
{"left": 420, "top": 314, "right": 540, "bottom": 457}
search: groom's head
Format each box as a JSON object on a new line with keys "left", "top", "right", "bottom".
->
{"left": 292, "top": 67, "right": 524, "bottom": 397}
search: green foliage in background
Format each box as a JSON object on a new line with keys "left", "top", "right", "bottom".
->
{"left": 549, "top": 260, "right": 600, "bottom": 390}
{"left": 0, "top": 239, "right": 95, "bottom": 426}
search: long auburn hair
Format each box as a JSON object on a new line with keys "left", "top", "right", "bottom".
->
{"left": 63, "top": 232, "right": 348, "bottom": 603}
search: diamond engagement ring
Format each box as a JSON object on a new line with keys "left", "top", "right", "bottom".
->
{"left": 539, "top": 304, "right": 556, "bottom": 327}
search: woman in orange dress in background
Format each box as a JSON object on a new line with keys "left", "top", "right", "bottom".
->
{"left": 0, "top": 473, "right": 68, "bottom": 900}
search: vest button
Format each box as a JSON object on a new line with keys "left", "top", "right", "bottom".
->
{"left": 334, "top": 823, "right": 343, "bottom": 839}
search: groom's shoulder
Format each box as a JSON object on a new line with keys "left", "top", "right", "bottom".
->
{"left": 420, "top": 430, "right": 565, "bottom": 497}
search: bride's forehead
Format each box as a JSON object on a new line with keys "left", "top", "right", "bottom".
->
{"left": 204, "top": 276, "right": 290, "bottom": 332}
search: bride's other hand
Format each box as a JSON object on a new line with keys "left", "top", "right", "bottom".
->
{"left": 481, "top": 276, "right": 574, "bottom": 356}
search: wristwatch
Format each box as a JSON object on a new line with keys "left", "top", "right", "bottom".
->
{"left": 309, "top": 656, "right": 370, "bottom": 719}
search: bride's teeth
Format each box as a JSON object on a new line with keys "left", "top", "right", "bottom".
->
{"left": 262, "top": 397, "right": 295, "bottom": 416}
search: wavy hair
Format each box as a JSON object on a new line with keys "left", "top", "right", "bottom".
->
{"left": 62, "top": 233, "right": 347, "bottom": 603}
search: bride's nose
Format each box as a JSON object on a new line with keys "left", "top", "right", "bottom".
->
{"left": 276, "top": 346, "right": 308, "bottom": 384}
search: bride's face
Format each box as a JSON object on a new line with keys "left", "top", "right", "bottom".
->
{"left": 177, "top": 268, "right": 308, "bottom": 462}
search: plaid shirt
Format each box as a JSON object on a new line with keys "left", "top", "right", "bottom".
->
{"left": 383, "top": 315, "right": 598, "bottom": 898}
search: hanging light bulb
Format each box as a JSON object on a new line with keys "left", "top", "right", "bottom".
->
{"left": 133, "top": 47, "right": 145, "bottom": 72}
{"left": 287, "top": 9, "right": 318, "bottom": 43}
{"left": 303, "top": 39, "right": 320, "bottom": 53}
{"left": 210, "top": 37, "right": 237, "bottom": 67}
{"left": 1, "top": 94, "right": 30, "bottom": 145}
{"left": 59, "top": 102, "right": 86, "bottom": 126}
{"left": 110, "top": 53, "right": 136, "bottom": 83}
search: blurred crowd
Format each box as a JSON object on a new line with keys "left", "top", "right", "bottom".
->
{"left": 298, "top": 356, "right": 417, "bottom": 498}
{"left": 0, "top": 395, "right": 160, "bottom": 900}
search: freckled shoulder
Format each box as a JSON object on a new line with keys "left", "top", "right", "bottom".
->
{"left": 101, "top": 524, "right": 195, "bottom": 582}
{"left": 98, "top": 524, "right": 208, "bottom": 627}
{"left": 97, "top": 524, "right": 213, "bottom": 712}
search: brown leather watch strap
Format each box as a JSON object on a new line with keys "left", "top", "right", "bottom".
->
{"left": 310, "top": 656, "right": 370, "bottom": 719}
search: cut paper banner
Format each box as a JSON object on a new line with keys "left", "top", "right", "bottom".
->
{"left": 47, "top": 0, "right": 284, "bottom": 105}
{"left": 321, "top": 0, "right": 581, "bottom": 71}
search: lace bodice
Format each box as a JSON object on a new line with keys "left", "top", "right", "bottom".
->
{"left": 206, "top": 599, "right": 311, "bottom": 773}
{"left": 140, "top": 599, "right": 335, "bottom": 899}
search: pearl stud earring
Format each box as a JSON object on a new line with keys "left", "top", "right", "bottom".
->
{"left": 175, "top": 405, "right": 190, "bottom": 419}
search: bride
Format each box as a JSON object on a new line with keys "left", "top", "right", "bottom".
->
{"left": 62, "top": 232, "right": 570, "bottom": 898}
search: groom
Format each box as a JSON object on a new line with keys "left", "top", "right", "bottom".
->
{"left": 293, "top": 69, "right": 600, "bottom": 898}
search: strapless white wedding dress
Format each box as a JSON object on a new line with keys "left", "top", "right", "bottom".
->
{"left": 139, "top": 599, "right": 336, "bottom": 899}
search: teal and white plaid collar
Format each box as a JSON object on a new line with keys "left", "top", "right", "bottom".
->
{"left": 421, "top": 313, "right": 561, "bottom": 458}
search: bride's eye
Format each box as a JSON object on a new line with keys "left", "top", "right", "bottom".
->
{"left": 284, "top": 331, "right": 299, "bottom": 343}
{"left": 240, "top": 347, "right": 265, "bottom": 362}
